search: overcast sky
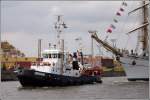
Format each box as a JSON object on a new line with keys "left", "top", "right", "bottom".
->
{"left": 1, "top": 1, "right": 144, "bottom": 57}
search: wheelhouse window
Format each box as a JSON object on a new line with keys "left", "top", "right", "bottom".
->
{"left": 51, "top": 54, "right": 57, "bottom": 58}
{"left": 43, "top": 53, "right": 62, "bottom": 58}
{"left": 43, "top": 54, "right": 48, "bottom": 58}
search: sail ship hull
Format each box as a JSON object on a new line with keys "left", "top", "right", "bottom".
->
{"left": 120, "top": 57, "right": 149, "bottom": 81}
{"left": 17, "top": 69, "right": 102, "bottom": 87}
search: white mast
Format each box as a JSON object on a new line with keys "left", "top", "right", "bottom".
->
{"left": 54, "top": 15, "right": 67, "bottom": 74}
{"left": 54, "top": 15, "right": 67, "bottom": 49}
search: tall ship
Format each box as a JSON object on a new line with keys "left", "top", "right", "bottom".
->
{"left": 16, "top": 16, "right": 102, "bottom": 87}
{"left": 120, "top": 1, "right": 149, "bottom": 81}
{"left": 89, "top": 1, "right": 149, "bottom": 81}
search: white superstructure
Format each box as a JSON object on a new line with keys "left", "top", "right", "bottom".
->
{"left": 31, "top": 48, "right": 83, "bottom": 77}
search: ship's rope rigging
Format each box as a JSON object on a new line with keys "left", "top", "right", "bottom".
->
{"left": 125, "top": 1, "right": 149, "bottom": 54}
{"left": 91, "top": 1, "right": 146, "bottom": 57}
{"left": 110, "top": 1, "right": 146, "bottom": 54}
{"left": 124, "top": 6, "right": 140, "bottom": 52}
{"left": 116, "top": 1, "right": 134, "bottom": 45}
{"left": 102, "top": 1, "right": 135, "bottom": 53}
{"left": 104, "top": 1, "right": 129, "bottom": 41}
{"left": 103, "top": 1, "right": 134, "bottom": 44}
{"left": 124, "top": 34, "right": 130, "bottom": 50}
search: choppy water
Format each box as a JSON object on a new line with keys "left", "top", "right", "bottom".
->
{"left": 0, "top": 77, "right": 149, "bottom": 100}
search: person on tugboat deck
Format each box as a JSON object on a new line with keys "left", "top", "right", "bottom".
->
{"left": 73, "top": 52, "right": 79, "bottom": 70}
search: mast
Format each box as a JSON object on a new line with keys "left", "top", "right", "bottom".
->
{"left": 127, "top": 1, "right": 149, "bottom": 54}
{"left": 54, "top": 15, "right": 67, "bottom": 49}
{"left": 54, "top": 15, "right": 67, "bottom": 75}
{"left": 142, "top": 1, "right": 149, "bottom": 52}
{"left": 61, "top": 39, "right": 64, "bottom": 75}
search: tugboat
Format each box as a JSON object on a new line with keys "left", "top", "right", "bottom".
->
{"left": 17, "top": 16, "right": 103, "bottom": 87}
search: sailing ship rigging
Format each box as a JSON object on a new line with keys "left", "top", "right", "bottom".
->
{"left": 89, "top": 1, "right": 149, "bottom": 81}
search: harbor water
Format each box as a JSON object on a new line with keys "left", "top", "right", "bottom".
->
{"left": 0, "top": 77, "right": 149, "bottom": 100}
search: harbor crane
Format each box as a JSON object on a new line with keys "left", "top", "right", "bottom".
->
{"left": 89, "top": 31, "right": 122, "bottom": 57}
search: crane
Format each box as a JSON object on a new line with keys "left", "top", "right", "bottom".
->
{"left": 89, "top": 31, "right": 122, "bottom": 57}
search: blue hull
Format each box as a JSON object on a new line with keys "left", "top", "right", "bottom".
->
{"left": 17, "top": 69, "right": 102, "bottom": 87}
